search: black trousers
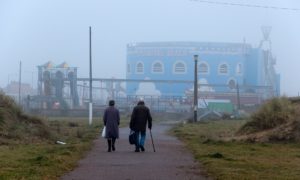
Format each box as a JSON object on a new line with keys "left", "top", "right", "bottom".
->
{"left": 107, "top": 138, "right": 116, "bottom": 151}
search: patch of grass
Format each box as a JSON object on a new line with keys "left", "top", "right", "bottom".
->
{"left": 0, "top": 117, "right": 102, "bottom": 179}
{"left": 119, "top": 115, "right": 130, "bottom": 128}
{"left": 0, "top": 93, "right": 108, "bottom": 178}
{"left": 0, "top": 143, "right": 93, "bottom": 179}
{"left": 172, "top": 120, "right": 300, "bottom": 179}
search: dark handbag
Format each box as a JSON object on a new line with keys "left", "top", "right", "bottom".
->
{"left": 129, "top": 130, "right": 136, "bottom": 145}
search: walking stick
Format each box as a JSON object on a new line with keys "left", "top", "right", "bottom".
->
{"left": 149, "top": 129, "right": 156, "bottom": 152}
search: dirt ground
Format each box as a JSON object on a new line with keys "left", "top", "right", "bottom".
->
{"left": 61, "top": 123, "right": 209, "bottom": 180}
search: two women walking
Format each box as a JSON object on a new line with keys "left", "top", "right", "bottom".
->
{"left": 103, "top": 99, "right": 152, "bottom": 152}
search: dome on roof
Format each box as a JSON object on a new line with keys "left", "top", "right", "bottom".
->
{"left": 57, "top": 62, "right": 69, "bottom": 68}
{"left": 42, "top": 61, "right": 54, "bottom": 69}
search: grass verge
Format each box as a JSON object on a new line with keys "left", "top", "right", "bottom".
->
{"left": 0, "top": 117, "right": 102, "bottom": 180}
{"left": 172, "top": 120, "right": 300, "bottom": 180}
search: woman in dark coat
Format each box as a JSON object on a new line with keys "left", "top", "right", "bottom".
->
{"left": 103, "top": 100, "right": 120, "bottom": 152}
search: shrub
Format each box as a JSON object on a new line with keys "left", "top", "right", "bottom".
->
{"left": 68, "top": 122, "right": 79, "bottom": 127}
{"left": 0, "top": 92, "right": 52, "bottom": 143}
{"left": 238, "top": 97, "right": 296, "bottom": 134}
{"left": 0, "top": 91, "right": 22, "bottom": 116}
{"left": 0, "top": 110, "right": 4, "bottom": 129}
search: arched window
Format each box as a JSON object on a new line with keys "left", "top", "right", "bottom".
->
{"left": 136, "top": 62, "right": 144, "bottom": 74}
{"left": 236, "top": 63, "right": 242, "bottom": 74}
{"left": 173, "top": 61, "right": 186, "bottom": 74}
{"left": 198, "top": 62, "right": 209, "bottom": 74}
{"left": 152, "top": 61, "right": 164, "bottom": 73}
{"left": 228, "top": 78, "right": 236, "bottom": 89}
{"left": 219, "top": 63, "right": 228, "bottom": 74}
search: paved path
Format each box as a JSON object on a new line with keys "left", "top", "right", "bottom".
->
{"left": 61, "top": 123, "right": 208, "bottom": 180}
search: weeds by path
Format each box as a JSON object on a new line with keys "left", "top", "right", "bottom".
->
{"left": 172, "top": 120, "right": 300, "bottom": 180}
{"left": 0, "top": 118, "right": 102, "bottom": 179}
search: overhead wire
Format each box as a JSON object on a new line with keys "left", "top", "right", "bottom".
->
{"left": 190, "top": 0, "right": 300, "bottom": 11}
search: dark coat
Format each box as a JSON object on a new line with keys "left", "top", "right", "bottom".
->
{"left": 130, "top": 103, "right": 152, "bottom": 132}
{"left": 103, "top": 106, "right": 120, "bottom": 139}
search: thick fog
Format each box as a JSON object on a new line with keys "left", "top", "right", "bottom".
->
{"left": 0, "top": 0, "right": 299, "bottom": 96}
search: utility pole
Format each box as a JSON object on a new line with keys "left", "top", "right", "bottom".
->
{"left": 89, "top": 26, "right": 93, "bottom": 125}
{"left": 193, "top": 55, "right": 198, "bottom": 122}
{"left": 18, "top": 61, "right": 22, "bottom": 105}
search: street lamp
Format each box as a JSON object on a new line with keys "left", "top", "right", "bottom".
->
{"left": 193, "top": 55, "right": 198, "bottom": 122}
{"left": 89, "top": 26, "right": 93, "bottom": 125}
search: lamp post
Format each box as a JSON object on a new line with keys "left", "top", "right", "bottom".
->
{"left": 89, "top": 26, "right": 93, "bottom": 125}
{"left": 193, "top": 55, "right": 198, "bottom": 122}
{"left": 236, "top": 83, "right": 240, "bottom": 116}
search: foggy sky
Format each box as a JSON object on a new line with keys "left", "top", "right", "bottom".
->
{"left": 0, "top": 0, "right": 299, "bottom": 96}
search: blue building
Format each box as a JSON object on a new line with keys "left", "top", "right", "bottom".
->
{"left": 126, "top": 41, "right": 280, "bottom": 106}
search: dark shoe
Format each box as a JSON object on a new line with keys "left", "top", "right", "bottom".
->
{"left": 135, "top": 149, "right": 140, "bottom": 152}
{"left": 107, "top": 139, "right": 112, "bottom": 152}
{"left": 112, "top": 139, "right": 116, "bottom": 151}
{"left": 140, "top": 146, "right": 145, "bottom": 152}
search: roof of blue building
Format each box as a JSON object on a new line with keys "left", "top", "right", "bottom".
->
{"left": 127, "top": 41, "right": 253, "bottom": 56}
